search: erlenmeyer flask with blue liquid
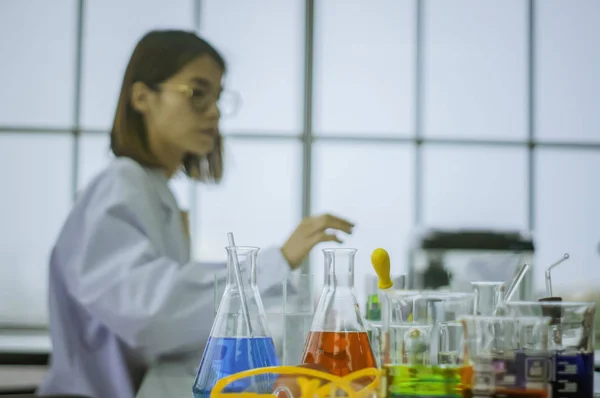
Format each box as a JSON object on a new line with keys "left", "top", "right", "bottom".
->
{"left": 193, "top": 245, "right": 279, "bottom": 397}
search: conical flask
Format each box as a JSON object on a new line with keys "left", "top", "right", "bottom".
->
{"left": 300, "top": 248, "right": 376, "bottom": 376}
{"left": 193, "top": 246, "right": 279, "bottom": 397}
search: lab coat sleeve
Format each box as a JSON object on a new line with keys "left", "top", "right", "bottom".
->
{"left": 256, "top": 246, "right": 291, "bottom": 293}
{"left": 62, "top": 203, "right": 290, "bottom": 358}
{"left": 66, "top": 207, "right": 227, "bottom": 357}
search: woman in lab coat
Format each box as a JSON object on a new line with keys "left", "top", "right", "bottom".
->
{"left": 38, "top": 30, "right": 353, "bottom": 398}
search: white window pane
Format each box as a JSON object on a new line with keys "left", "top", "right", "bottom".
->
{"left": 78, "top": 134, "right": 190, "bottom": 209}
{"left": 200, "top": 0, "right": 304, "bottom": 134}
{"left": 81, "top": 0, "right": 194, "bottom": 130}
{"left": 0, "top": 134, "right": 72, "bottom": 326}
{"left": 423, "top": 146, "right": 528, "bottom": 229}
{"left": 313, "top": 0, "right": 415, "bottom": 136}
{"left": 536, "top": 0, "right": 600, "bottom": 142}
{"left": 423, "top": 0, "right": 527, "bottom": 140}
{"left": 535, "top": 150, "right": 600, "bottom": 295}
{"left": 0, "top": 0, "right": 76, "bottom": 127}
{"left": 78, "top": 134, "right": 112, "bottom": 191}
{"left": 194, "top": 141, "right": 302, "bottom": 261}
{"left": 311, "top": 143, "right": 414, "bottom": 309}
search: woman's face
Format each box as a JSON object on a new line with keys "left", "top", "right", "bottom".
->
{"left": 140, "top": 54, "right": 224, "bottom": 160}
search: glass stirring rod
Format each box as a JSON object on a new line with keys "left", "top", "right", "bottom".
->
{"left": 504, "top": 263, "right": 531, "bottom": 302}
{"left": 545, "top": 253, "right": 570, "bottom": 297}
{"left": 227, "top": 232, "right": 253, "bottom": 336}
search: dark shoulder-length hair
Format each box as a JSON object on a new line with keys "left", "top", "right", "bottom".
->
{"left": 110, "top": 30, "right": 225, "bottom": 182}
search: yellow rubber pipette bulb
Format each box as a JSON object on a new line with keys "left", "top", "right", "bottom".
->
{"left": 371, "top": 248, "right": 393, "bottom": 289}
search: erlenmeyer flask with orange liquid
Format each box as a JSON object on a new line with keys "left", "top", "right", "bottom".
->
{"left": 300, "top": 248, "right": 377, "bottom": 377}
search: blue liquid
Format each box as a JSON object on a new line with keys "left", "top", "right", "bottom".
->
{"left": 550, "top": 351, "right": 594, "bottom": 398}
{"left": 490, "top": 350, "right": 595, "bottom": 397}
{"left": 192, "top": 337, "right": 280, "bottom": 398}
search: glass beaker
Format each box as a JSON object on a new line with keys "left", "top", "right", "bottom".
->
{"left": 193, "top": 247, "right": 279, "bottom": 397}
{"left": 471, "top": 281, "right": 505, "bottom": 316}
{"left": 377, "top": 289, "right": 425, "bottom": 366}
{"left": 370, "top": 322, "right": 434, "bottom": 370}
{"left": 379, "top": 292, "right": 472, "bottom": 398}
{"left": 412, "top": 292, "right": 475, "bottom": 365}
{"left": 266, "top": 273, "right": 314, "bottom": 366}
{"left": 502, "top": 301, "right": 596, "bottom": 398}
{"left": 378, "top": 290, "right": 458, "bottom": 397}
{"left": 300, "top": 248, "right": 377, "bottom": 377}
{"left": 459, "top": 315, "right": 551, "bottom": 398}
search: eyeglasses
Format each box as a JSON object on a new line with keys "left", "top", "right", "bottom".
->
{"left": 157, "top": 83, "right": 242, "bottom": 118}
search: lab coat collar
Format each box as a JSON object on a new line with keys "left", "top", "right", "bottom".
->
{"left": 147, "top": 168, "right": 179, "bottom": 215}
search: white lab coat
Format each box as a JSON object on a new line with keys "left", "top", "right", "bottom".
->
{"left": 38, "top": 157, "right": 291, "bottom": 398}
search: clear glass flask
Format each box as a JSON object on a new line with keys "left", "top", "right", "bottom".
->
{"left": 502, "top": 301, "right": 596, "bottom": 398}
{"left": 378, "top": 291, "right": 472, "bottom": 398}
{"left": 412, "top": 292, "right": 475, "bottom": 365}
{"left": 265, "top": 273, "right": 314, "bottom": 366}
{"left": 193, "top": 246, "right": 279, "bottom": 397}
{"left": 459, "top": 315, "right": 551, "bottom": 398}
{"left": 300, "top": 248, "right": 376, "bottom": 377}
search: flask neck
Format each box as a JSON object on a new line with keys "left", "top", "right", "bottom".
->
{"left": 323, "top": 248, "right": 356, "bottom": 289}
{"left": 225, "top": 247, "right": 259, "bottom": 288}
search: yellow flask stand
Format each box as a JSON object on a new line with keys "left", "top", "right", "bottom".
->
{"left": 210, "top": 365, "right": 383, "bottom": 398}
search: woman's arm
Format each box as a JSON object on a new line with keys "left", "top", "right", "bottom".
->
{"left": 57, "top": 162, "right": 289, "bottom": 358}
{"left": 61, "top": 203, "right": 230, "bottom": 358}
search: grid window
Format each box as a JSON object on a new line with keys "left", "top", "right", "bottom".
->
{"left": 423, "top": 0, "right": 528, "bottom": 140}
{"left": 194, "top": 140, "right": 302, "bottom": 262}
{"left": 311, "top": 142, "right": 415, "bottom": 305}
{"left": 422, "top": 146, "right": 528, "bottom": 230}
{"left": 313, "top": 0, "right": 415, "bottom": 136}
{"left": 534, "top": 150, "right": 600, "bottom": 295}
{"left": 200, "top": 0, "right": 305, "bottom": 135}
{"left": 0, "top": 134, "right": 72, "bottom": 326}
{"left": 536, "top": 0, "right": 600, "bottom": 142}
{"left": 78, "top": 134, "right": 112, "bottom": 191}
{"left": 0, "top": 0, "right": 76, "bottom": 127}
{"left": 81, "top": 0, "right": 195, "bottom": 130}
{"left": 0, "top": 1, "right": 599, "bottom": 327}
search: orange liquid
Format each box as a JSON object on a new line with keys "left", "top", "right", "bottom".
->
{"left": 300, "top": 331, "right": 376, "bottom": 377}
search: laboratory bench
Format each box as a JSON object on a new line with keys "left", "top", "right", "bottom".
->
{"left": 0, "top": 329, "right": 51, "bottom": 395}
{"left": 136, "top": 360, "right": 194, "bottom": 398}
{"left": 0, "top": 329, "right": 597, "bottom": 396}
{"left": 135, "top": 357, "right": 600, "bottom": 398}
{"left": 0, "top": 330, "right": 51, "bottom": 364}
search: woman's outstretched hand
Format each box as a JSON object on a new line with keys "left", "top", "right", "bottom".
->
{"left": 281, "top": 214, "right": 354, "bottom": 270}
